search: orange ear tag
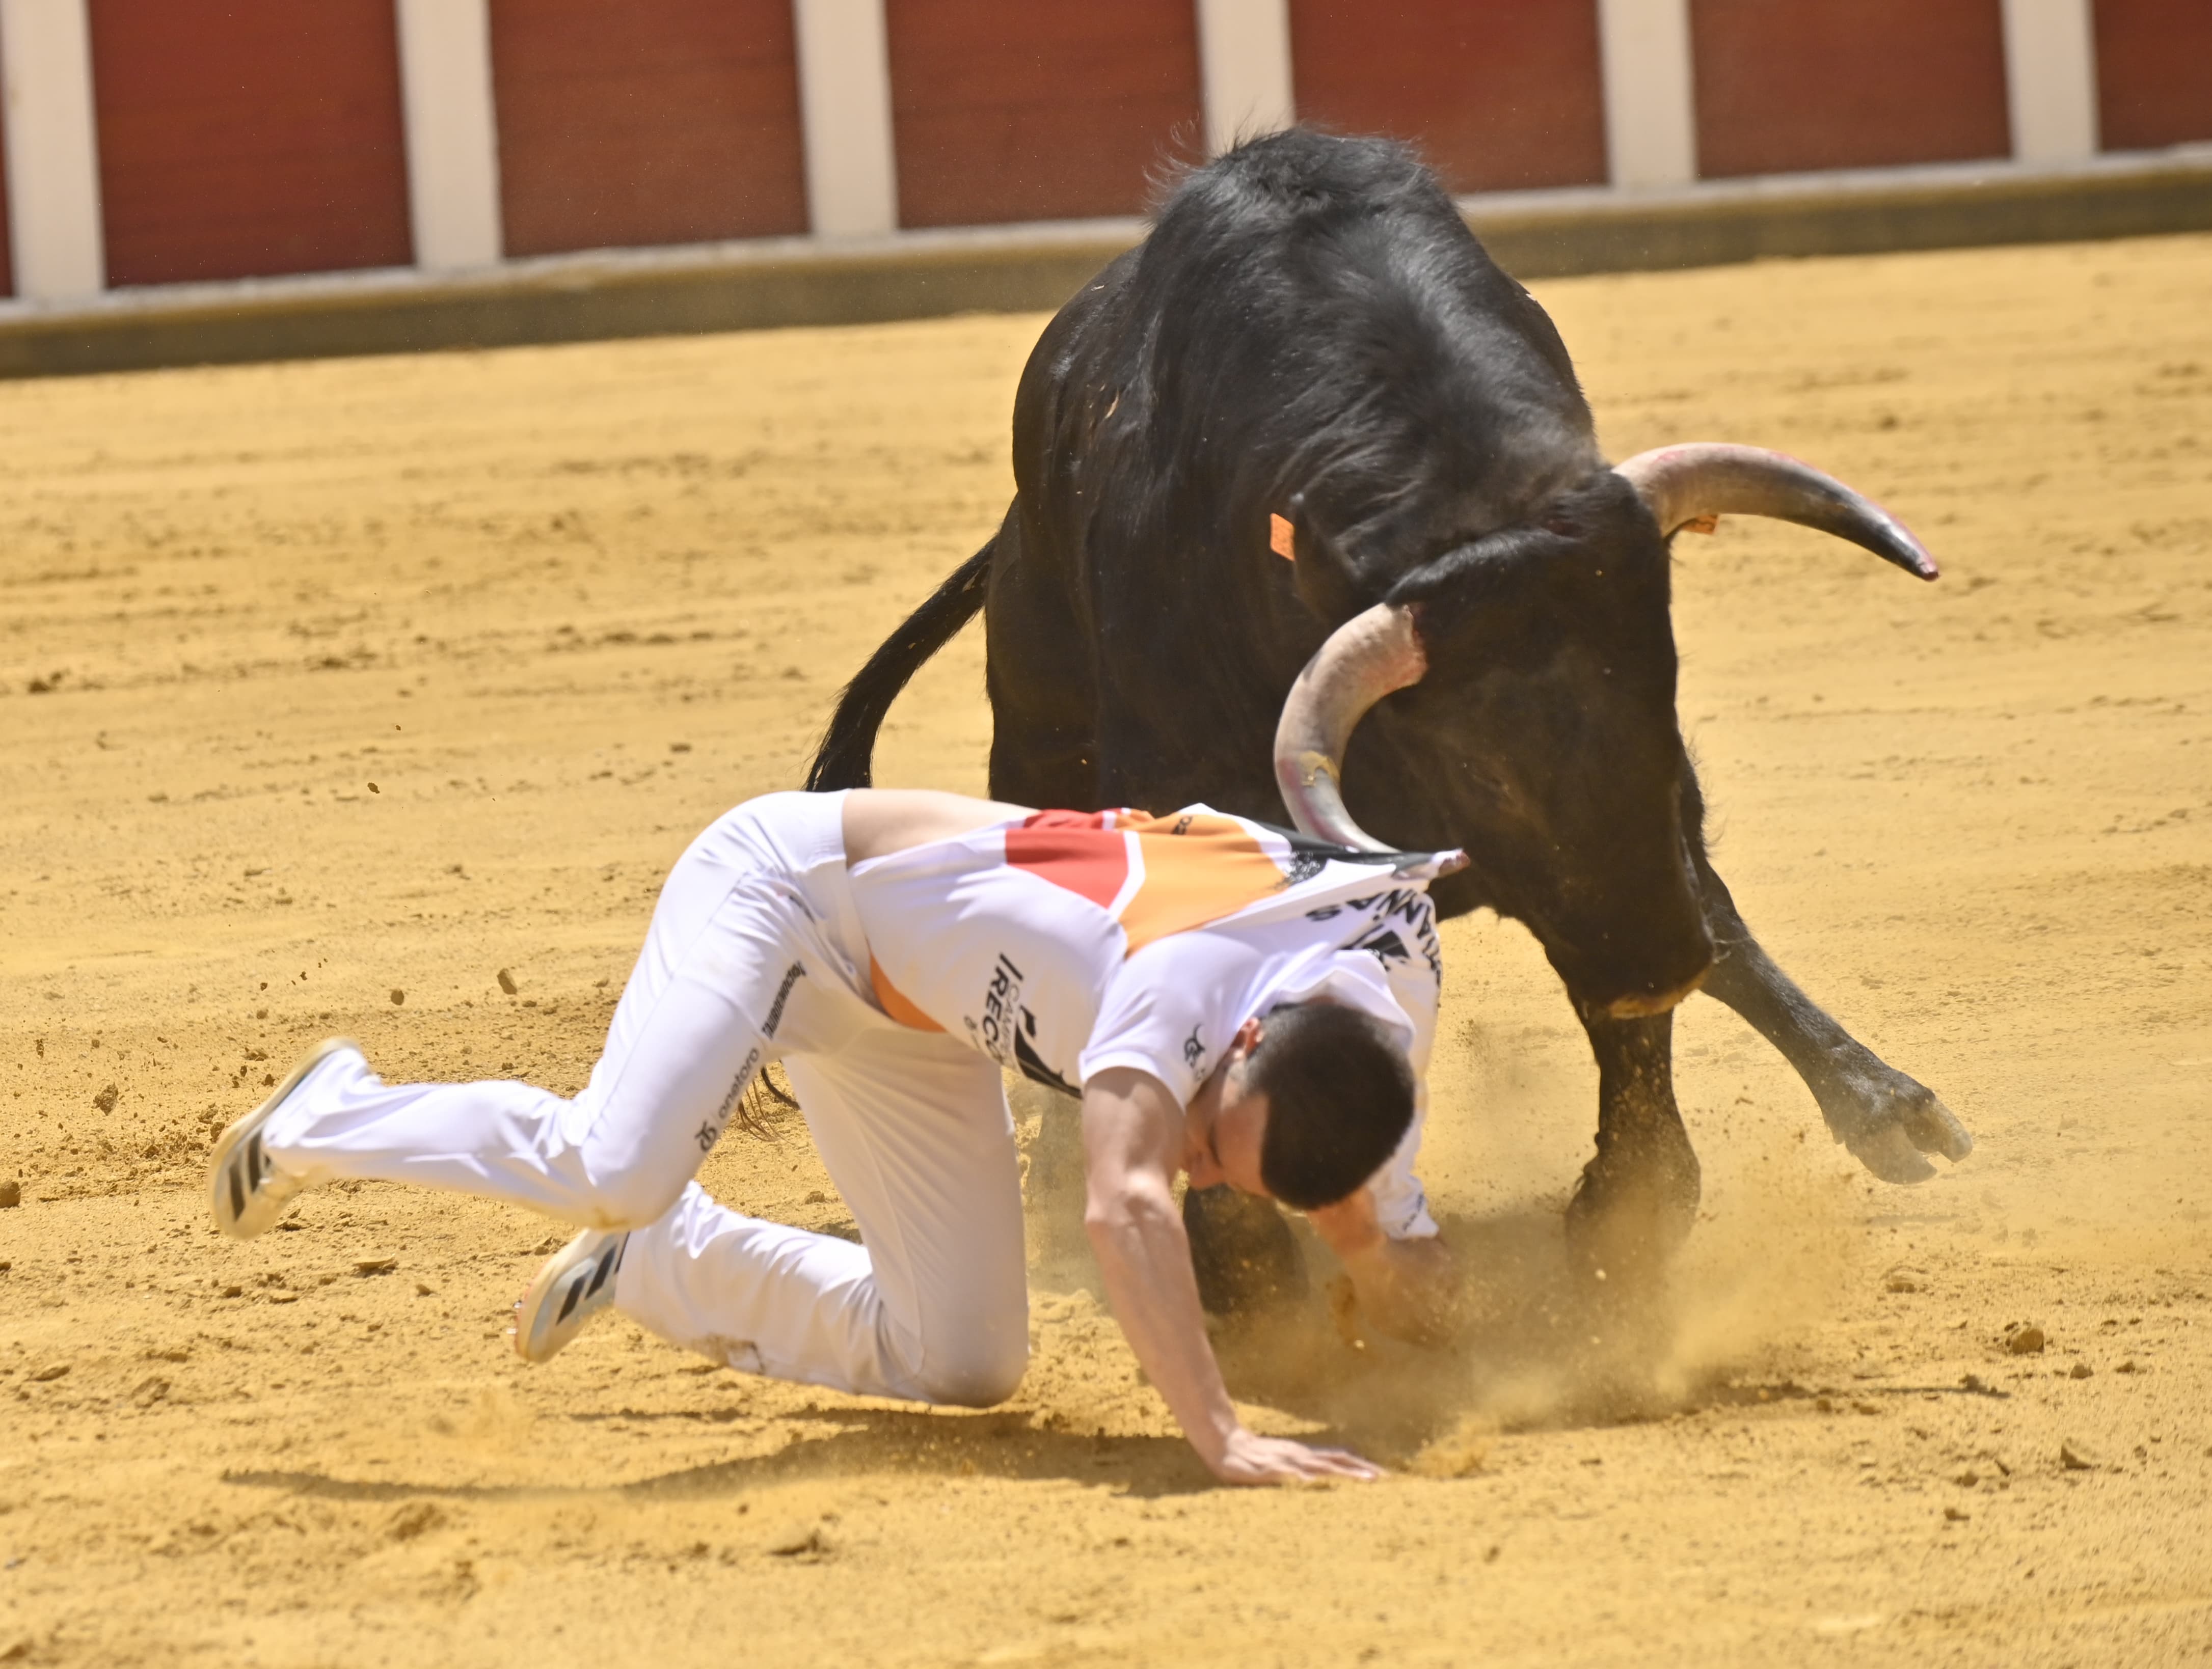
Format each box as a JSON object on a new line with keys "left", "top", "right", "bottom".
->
{"left": 1269, "top": 512, "right": 1297, "bottom": 561}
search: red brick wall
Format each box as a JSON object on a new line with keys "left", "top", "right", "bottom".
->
{"left": 489, "top": 0, "right": 807, "bottom": 257}
{"left": 888, "top": 1, "right": 1203, "bottom": 228}
{"left": 1289, "top": 0, "right": 1606, "bottom": 194}
{"left": 1690, "top": 0, "right": 2012, "bottom": 178}
{"left": 2094, "top": 0, "right": 2212, "bottom": 151}
{"left": 88, "top": 0, "right": 412, "bottom": 287}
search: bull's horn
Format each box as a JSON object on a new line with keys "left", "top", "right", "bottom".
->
{"left": 1616, "top": 443, "right": 1938, "bottom": 580}
{"left": 1274, "top": 604, "right": 1467, "bottom": 878}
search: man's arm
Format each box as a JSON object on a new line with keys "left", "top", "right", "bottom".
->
{"left": 1080, "top": 1066, "right": 1379, "bottom": 1485}
{"left": 1305, "top": 1188, "right": 1462, "bottom": 1346}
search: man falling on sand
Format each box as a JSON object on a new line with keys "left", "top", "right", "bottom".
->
{"left": 209, "top": 788, "right": 1461, "bottom": 1485}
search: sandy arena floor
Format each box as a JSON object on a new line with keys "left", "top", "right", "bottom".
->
{"left": 2, "top": 231, "right": 2209, "bottom": 1667}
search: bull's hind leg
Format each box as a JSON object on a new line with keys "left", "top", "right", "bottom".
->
{"left": 1695, "top": 863, "right": 1973, "bottom": 1184}
{"left": 1566, "top": 1011, "right": 1702, "bottom": 1277}
{"left": 981, "top": 512, "right": 1102, "bottom": 811}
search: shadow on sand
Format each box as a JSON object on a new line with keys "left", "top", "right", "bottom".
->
{"left": 221, "top": 1410, "right": 1224, "bottom": 1506}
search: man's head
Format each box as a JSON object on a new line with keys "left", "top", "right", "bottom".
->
{"left": 1184, "top": 1002, "right": 1416, "bottom": 1210}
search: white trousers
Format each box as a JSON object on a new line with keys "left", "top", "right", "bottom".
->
{"left": 261, "top": 791, "right": 1029, "bottom": 1407}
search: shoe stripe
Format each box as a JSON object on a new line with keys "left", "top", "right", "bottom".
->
{"left": 227, "top": 1163, "right": 246, "bottom": 1220}
{"left": 585, "top": 1244, "right": 616, "bottom": 1299}
{"left": 555, "top": 1275, "right": 585, "bottom": 1324}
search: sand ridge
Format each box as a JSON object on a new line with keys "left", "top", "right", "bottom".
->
{"left": 1, "top": 234, "right": 2209, "bottom": 1666}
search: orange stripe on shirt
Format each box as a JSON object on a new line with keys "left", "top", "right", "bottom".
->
{"left": 870, "top": 954, "right": 944, "bottom": 1032}
{"left": 1117, "top": 811, "right": 1289, "bottom": 955}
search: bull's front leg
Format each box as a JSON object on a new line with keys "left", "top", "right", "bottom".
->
{"left": 1695, "top": 863, "right": 1973, "bottom": 1183}
{"left": 1182, "top": 1184, "right": 1308, "bottom": 1319}
{"left": 1564, "top": 1009, "right": 1702, "bottom": 1276}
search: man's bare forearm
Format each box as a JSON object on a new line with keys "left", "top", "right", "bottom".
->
{"left": 1085, "top": 1185, "right": 1238, "bottom": 1462}
{"left": 1077, "top": 1065, "right": 1382, "bottom": 1484}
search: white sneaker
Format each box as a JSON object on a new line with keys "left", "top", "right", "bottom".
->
{"left": 207, "top": 1037, "right": 360, "bottom": 1239}
{"left": 514, "top": 1228, "right": 629, "bottom": 1363}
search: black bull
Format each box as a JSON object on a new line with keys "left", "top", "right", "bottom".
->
{"left": 806, "top": 130, "right": 1972, "bottom": 1291}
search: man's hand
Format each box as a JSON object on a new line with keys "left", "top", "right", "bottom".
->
{"left": 1204, "top": 1428, "right": 1381, "bottom": 1486}
{"left": 1081, "top": 1066, "right": 1382, "bottom": 1485}
{"left": 1306, "top": 1189, "right": 1463, "bottom": 1346}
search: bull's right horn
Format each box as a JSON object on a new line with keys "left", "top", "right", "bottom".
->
{"left": 1616, "top": 443, "right": 1939, "bottom": 580}
{"left": 1274, "top": 603, "right": 1467, "bottom": 878}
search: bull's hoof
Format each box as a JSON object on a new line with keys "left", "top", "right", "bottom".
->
{"left": 1563, "top": 1130, "right": 1701, "bottom": 1282}
{"left": 1183, "top": 1185, "right": 1308, "bottom": 1320}
{"left": 1815, "top": 1064, "right": 1973, "bottom": 1185}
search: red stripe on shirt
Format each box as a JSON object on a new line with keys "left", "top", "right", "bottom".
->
{"left": 1005, "top": 810, "right": 1128, "bottom": 910}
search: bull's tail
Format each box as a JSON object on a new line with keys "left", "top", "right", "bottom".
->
{"left": 804, "top": 539, "right": 995, "bottom": 791}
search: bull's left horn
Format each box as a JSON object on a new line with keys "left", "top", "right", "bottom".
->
{"left": 1616, "top": 443, "right": 1939, "bottom": 580}
{"left": 1274, "top": 604, "right": 1467, "bottom": 877}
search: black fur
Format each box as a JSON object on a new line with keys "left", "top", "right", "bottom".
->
{"left": 807, "top": 130, "right": 1962, "bottom": 1286}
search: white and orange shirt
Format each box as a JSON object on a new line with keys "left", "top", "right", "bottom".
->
{"left": 847, "top": 806, "right": 1445, "bottom": 1238}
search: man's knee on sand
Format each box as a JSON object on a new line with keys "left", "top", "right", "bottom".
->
{"left": 893, "top": 1308, "right": 1030, "bottom": 1408}
{"left": 914, "top": 1336, "right": 1029, "bottom": 1409}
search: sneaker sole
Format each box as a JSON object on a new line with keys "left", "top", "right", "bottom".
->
{"left": 206, "top": 1036, "right": 359, "bottom": 1239}
{"left": 514, "top": 1230, "right": 628, "bottom": 1364}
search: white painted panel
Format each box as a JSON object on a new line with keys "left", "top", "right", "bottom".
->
{"left": 395, "top": 0, "right": 503, "bottom": 270}
{"left": 1196, "top": 0, "right": 1293, "bottom": 156}
{"left": 2002, "top": 0, "right": 2098, "bottom": 162}
{"left": 0, "top": 0, "right": 104, "bottom": 297}
{"left": 793, "top": 0, "right": 897, "bottom": 237}
{"left": 1597, "top": 0, "right": 1696, "bottom": 188}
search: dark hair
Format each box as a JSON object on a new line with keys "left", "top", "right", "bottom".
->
{"left": 734, "top": 1062, "right": 801, "bottom": 1138}
{"left": 1247, "top": 1002, "right": 1416, "bottom": 1210}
